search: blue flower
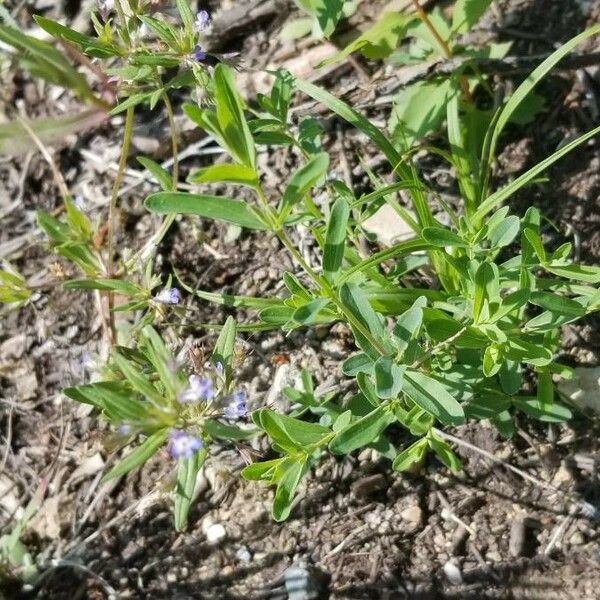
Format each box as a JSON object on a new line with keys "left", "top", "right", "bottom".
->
{"left": 223, "top": 388, "right": 247, "bottom": 420}
{"left": 73, "top": 195, "right": 85, "bottom": 211}
{"left": 193, "top": 9, "right": 210, "bottom": 33}
{"left": 169, "top": 429, "right": 203, "bottom": 459}
{"left": 178, "top": 374, "right": 215, "bottom": 403}
{"left": 192, "top": 45, "right": 207, "bottom": 62}
{"left": 154, "top": 287, "right": 181, "bottom": 305}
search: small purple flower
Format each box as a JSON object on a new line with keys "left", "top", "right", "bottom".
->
{"left": 169, "top": 429, "right": 203, "bottom": 459}
{"left": 118, "top": 423, "right": 132, "bottom": 436}
{"left": 192, "top": 45, "right": 207, "bottom": 62}
{"left": 223, "top": 388, "right": 247, "bottom": 420}
{"left": 178, "top": 374, "right": 214, "bottom": 403}
{"left": 98, "top": 0, "right": 114, "bottom": 21}
{"left": 193, "top": 9, "right": 210, "bottom": 33}
{"left": 204, "top": 361, "right": 224, "bottom": 377}
{"left": 73, "top": 195, "right": 85, "bottom": 211}
{"left": 154, "top": 287, "right": 181, "bottom": 305}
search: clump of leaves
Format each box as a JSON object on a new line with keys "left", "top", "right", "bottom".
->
{"left": 140, "top": 27, "right": 599, "bottom": 520}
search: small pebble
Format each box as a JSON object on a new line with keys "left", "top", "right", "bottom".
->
{"left": 442, "top": 559, "right": 463, "bottom": 585}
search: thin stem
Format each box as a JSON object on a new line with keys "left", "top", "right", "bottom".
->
{"left": 411, "top": 0, "right": 473, "bottom": 102}
{"left": 106, "top": 106, "right": 135, "bottom": 340}
{"left": 411, "top": 0, "right": 453, "bottom": 59}
{"left": 162, "top": 92, "right": 179, "bottom": 190}
{"left": 107, "top": 106, "right": 135, "bottom": 276}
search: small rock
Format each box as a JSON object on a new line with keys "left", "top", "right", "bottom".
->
{"left": 235, "top": 546, "right": 252, "bottom": 563}
{"left": 284, "top": 562, "right": 328, "bottom": 600}
{"left": 569, "top": 531, "right": 585, "bottom": 546}
{"left": 401, "top": 505, "right": 423, "bottom": 527}
{"left": 0, "top": 333, "right": 28, "bottom": 359}
{"left": 202, "top": 520, "right": 226, "bottom": 544}
{"left": 362, "top": 204, "right": 416, "bottom": 246}
{"left": 442, "top": 559, "right": 463, "bottom": 585}
{"left": 509, "top": 517, "right": 527, "bottom": 558}
{"left": 351, "top": 474, "right": 387, "bottom": 497}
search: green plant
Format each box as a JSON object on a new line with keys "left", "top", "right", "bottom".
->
{"left": 141, "top": 29, "right": 600, "bottom": 520}
{"left": 281, "top": 0, "right": 360, "bottom": 40}
{"left": 1, "top": 1, "right": 599, "bottom": 531}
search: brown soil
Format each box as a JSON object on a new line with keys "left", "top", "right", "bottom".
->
{"left": 2, "top": 0, "right": 600, "bottom": 599}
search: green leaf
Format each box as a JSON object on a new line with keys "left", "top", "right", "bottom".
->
{"left": 144, "top": 192, "right": 267, "bottom": 230}
{"left": 214, "top": 64, "right": 256, "bottom": 168}
{"left": 34, "top": 15, "right": 120, "bottom": 57}
{"left": 499, "top": 360, "right": 522, "bottom": 395}
{"left": 403, "top": 370, "right": 465, "bottom": 426}
{"left": 137, "top": 157, "right": 172, "bottom": 191}
{"left": 188, "top": 163, "right": 258, "bottom": 188}
{"left": 292, "top": 297, "right": 331, "bottom": 325}
{"left": 339, "top": 282, "right": 387, "bottom": 358}
{"left": 281, "top": 152, "right": 329, "bottom": 214}
{"left": 488, "top": 215, "right": 520, "bottom": 248}
{"left": 174, "top": 448, "right": 207, "bottom": 531}
{"left": 63, "top": 381, "right": 148, "bottom": 422}
{"left": 452, "top": 0, "right": 493, "bottom": 33}
{"left": 319, "top": 11, "right": 412, "bottom": 64}
{"left": 0, "top": 110, "right": 106, "bottom": 157}
{"left": 329, "top": 405, "right": 394, "bottom": 454}
{"left": 64, "top": 278, "right": 142, "bottom": 297}
{"left": 529, "top": 292, "right": 586, "bottom": 317}
{"left": 473, "top": 262, "right": 497, "bottom": 322}
{"left": 506, "top": 337, "right": 553, "bottom": 367}
{"left": 465, "top": 391, "right": 511, "bottom": 419}
{"left": 392, "top": 438, "right": 428, "bottom": 472}
{"left": 138, "top": 15, "right": 178, "bottom": 46}
{"left": 103, "top": 429, "right": 168, "bottom": 481}
{"left": 323, "top": 194, "right": 350, "bottom": 283}
{"left": 112, "top": 352, "right": 163, "bottom": 403}
{"left": 512, "top": 396, "right": 572, "bottom": 423}
{"left": 390, "top": 78, "right": 456, "bottom": 148}
{"left": 211, "top": 316, "right": 236, "bottom": 380}
{"left": 523, "top": 228, "right": 547, "bottom": 263}
{"left": 486, "top": 25, "right": 600, "bottom": 179}
{"left": 294, "top": 77, "right": 404, "bottom": 172}
{"left": 374, "top": 357, "right": 406, "bottom": 399}
{"left": 392, "top": 296, "right": 427, "bottom": 355}
{"left": 203, "top": 420, "right": 258, "bottom": 441}
{"left": 109, "top": 91, "right": 153, "bottom": 115}
{"left": 255, "top": 409, "right": 330, "bottom": 451}
{"left": 342, "top": 353, "right": 374, "bottom": 376}
{"left": 241, "top": 458, "right": 282, "bottom": 481}
{"left": 477, "top": 123, "right": 600, "bottom": 221}
{"left": 545, "top": 264, "right": 600, "bottom": 284}
{"left": 280, "top": 17, "right": 314, "bottom": 40}
{"left": 427, "top": 432, "right": 462, "bottom": 472}
{"left": 273, "top": 458, "right": 307, "bottom": 521}
{"left": 0, "top": 24, "right": 93, "bottom": 100}
{"left": 421, "top": 226, "right": 467, "bottom": 247}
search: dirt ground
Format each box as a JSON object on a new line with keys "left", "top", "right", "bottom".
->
{"left": 2, "top": 0, "right": 600, "bottom": 598}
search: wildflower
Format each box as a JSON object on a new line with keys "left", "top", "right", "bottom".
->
{"left": 193, "top": 9, "right": 210, "bottom": 33}
{"left": 223, "top": 388, "right": 247, "bottom": 420}
{"left": 169, "top": 429, "right": 203, "bottom": 459}
{"left": 178, "top": 374, "right": 214, "bottom": 403}
{"left": 118, "top": 423, "right": 132, "bottom": 436}
{"left": 192, "top": 45, "right": 207, "bottom": 62}
{"left": 73, "top": 195, "right": 85, "bottom": 211}
{"left": 154, "top": 287, "right": 181, "bottom": 305}
{"left": 205, "top": 361, "right": 224, "bottom": 377}
{"left": 98, "top": 0, "right": 114, "bottom": 20}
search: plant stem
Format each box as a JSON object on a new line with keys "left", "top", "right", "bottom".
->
{"left": 106, "top": 106, "right": 135, "bottom": 339}
{"left": 162, "top": 92, "right": 179, "bottom": 190}
{"left": 411, "top": 0, "right": 473, "bottom": 102}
